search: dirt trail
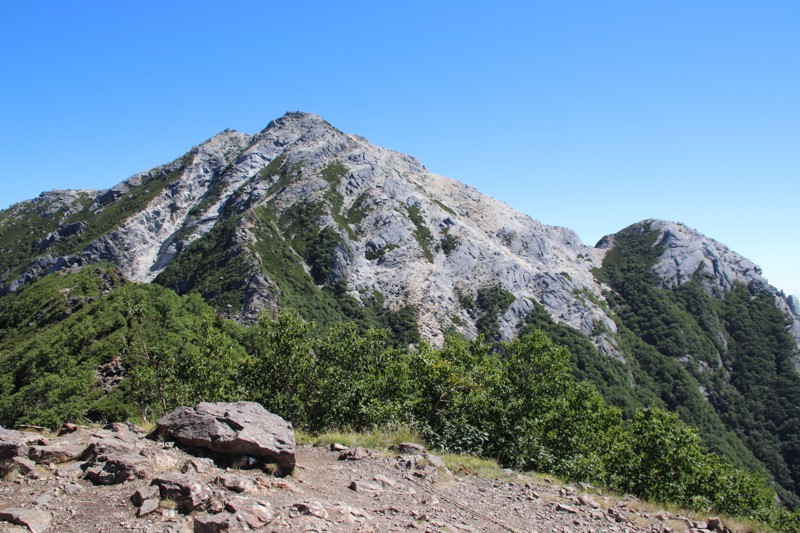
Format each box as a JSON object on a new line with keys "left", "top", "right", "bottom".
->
{"left": 1, "top": 437, "right": 722, "bottom": 532}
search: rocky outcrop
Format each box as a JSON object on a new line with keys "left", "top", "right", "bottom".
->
{"left": 0, "top": 112, "right": 618, "bottom": 352}
{"left": 156, "top": 402, "right": 296, "bottom": 471}
{"left": 645, "top": 219, "right": 767, "bottom": 291}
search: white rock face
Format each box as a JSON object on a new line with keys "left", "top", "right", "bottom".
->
{"left": 205, "top": 113, "right": 618, "bottom": 350}
{"left": 92, "top": 130, "right": 253, "bottom": 282}
{"left": 648, "top": 220, "right": 766, "bottom": 291}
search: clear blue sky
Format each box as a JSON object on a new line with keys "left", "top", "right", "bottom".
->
{"left": 1, "top": 1, "right": 798, "bottom": 296}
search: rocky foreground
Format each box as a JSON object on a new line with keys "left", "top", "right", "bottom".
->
{"left": 1, "top": 402, "right": 737, "bottom": 532}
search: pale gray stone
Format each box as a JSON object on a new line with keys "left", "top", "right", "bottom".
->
{"left": 292, "top": 500, "right": 328, "bottom": 519}
{"left": 136, "top": 497, "right": 160, "bottom": 517}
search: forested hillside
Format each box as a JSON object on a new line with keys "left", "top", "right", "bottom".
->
{"left": 1, "top": 266, "right": 795, "bottom": 528}
{"left": 591, "top": 221, "right": 800, "bottom": 508}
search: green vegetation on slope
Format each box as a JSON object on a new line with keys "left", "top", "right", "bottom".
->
{"left": 406, "top": 204, "right": 434, "bottom": 262}
{"left": 457, "top": 283, "right": 516, "bottom": 341}
{"left": 0, "top": 155, "right": 192, "bottom": 286}
{"left": 0, "top": 265, "right": 246, "bottom": 426}
{"left": 153, "top": 214, "right": 251, "bottom": 310}
{"left": 0, "top": 270, "right": 786, "bottom": 525}
{"left": 594, "top": 221, "right": 800, "bottom": 508}
{"left": 155, "top": 198, "right": 420, "bottom": 345}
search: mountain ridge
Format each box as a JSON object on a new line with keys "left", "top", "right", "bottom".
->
{"left": 2, "top": 112, "right": 797, "bottom": 351}
{"left": 3, "top": 111, "right": 800, "bottom": 506}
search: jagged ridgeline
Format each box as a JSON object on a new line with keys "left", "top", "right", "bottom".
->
{"left": 1, "top": 112, "right": 800, "bottom": 519}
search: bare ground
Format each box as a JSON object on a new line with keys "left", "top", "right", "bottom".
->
{"left": 0, "top": 431, "right": 729, "bottom": 533}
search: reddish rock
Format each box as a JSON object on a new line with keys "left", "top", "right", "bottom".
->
{"left": 156, "top": 402, "right": 295, "bottom": 471}
{"left": 153, "top": 473, "right": 213, "bottom": 513}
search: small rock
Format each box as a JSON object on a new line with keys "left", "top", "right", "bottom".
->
{"left": 10, "top": 456, "right": 38, "bottom": 479}
{"left": 412, "top": 465, "right": 439, "bottom": 483}
{"left": 79, "top": 439, "right": 136, "bottom": 461}
{"left": 0, "top": 429, "right": 33, "bottom": 459}
{"left": 396, "top": 442, "right": 425, "bottom": 455}
{"left": 28, "top": 444, "right": 84, "bottom": 464}
{"left": 332, "top": 504, "right": 371, "bottom": 524}
{"left": 349, "top": 480, "right": 382, "bottom": 494}
{"left": 215, "top": 473, "right": 254, "bottom": 493}
{"left": 140, "top": 447, "right": 181, "bottom": 471}
{"left": 193, "top": 513, "right": 237, "bottom": 532}
{"left": 329, "top": 442, "right": 349, "bottom": 452}
{"left": 556, "top": 503, "right": 579, "bottom": 514}
{"left": 53, "top": 463, "right": 83, "bottom": 479}
{"left": 421, "top": 452, "right": 446, "bottom": 469}
{"left": 84, "top": 453, "right": 148, "bottom": 484}
{"left": 706, "top": 517, "right": 723, "bottom": 532}
{"left": 373, "top": 474, "right": 397, "bottom": 487}
{"left": 136, "top": 498, "right": 160, "bottom": 518}
{"left": 0, "top": 507, "right": 52, "bottom": 533}
{"left": 153, "top": 473, "right": 213, "bottom": 513}
{"left": 224, "top": 496, "right": 272, "bottom": 528}
{"left": 607, "top": 508, "right": 628, "bottom": 523}
{"left": 57, "top": 423, "right": 78, "bottom": 436}
{"left": 131, "top": 485, "right": 160, "bottom": 507}
{"left": 339, "top": 447, "right": 371, "bottom": 461}
{"left": 292, "top": 500, "right": 328, "bottom": 519}
{"left": 207, "top": 497, "right": 225, "bottom": 514}
{"left": 578, "top": 495, "right": 601, "bottom": 509}
{"left": 61, "top": 482, "right": 83, "bottom": 495}
{"left": 181, "top": 458, "right": 216, "bottom": 475}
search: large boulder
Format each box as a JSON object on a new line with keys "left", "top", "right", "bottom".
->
{"left": 156, "top": 402, "right": 295, "bottom": 471}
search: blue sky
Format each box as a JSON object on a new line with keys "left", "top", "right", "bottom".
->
{"left": 1, "top": 1, "right": 798, "bottom": 296}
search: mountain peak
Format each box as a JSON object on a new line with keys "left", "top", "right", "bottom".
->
{"left": 262, "top": 111, "right": 335, "bottom": 133}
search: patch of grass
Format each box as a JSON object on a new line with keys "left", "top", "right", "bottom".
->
{"left": 298, "top": 426, "right": 423, "bottom": 451}
{"left": 321, "top": 163, "right": 355, "bottom": 239}
{"left": 321, "top": 162, "right": 348, "bottom": 187}
{"left": 261, "top": 155, "right": 305, "bottom": 197}
{"left": 153, "top": 214, "right": 251, "bottom": 312}
{"left": 440, "top": 454, "right": 508, "bottom": 479}
{"left": 433, "top": 199, "right": 456, "bottom": 216}
{"left": 347, "top": 193, "right": 370, "bottom": 225}
{"left": 160, "top": 498, "right": 179, "bottom": 510}
{"left": 365, "top": 243, "right": 398, "bottom": 260}
{"left": 440, "top": 232, "right": 460, "bottom": 256}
